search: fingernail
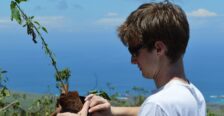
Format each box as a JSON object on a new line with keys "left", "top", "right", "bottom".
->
{"left": 88, "top": 109, "right": 91, "bottom": 113}
{"left": 85, "top": 97, "right": 89, "bottom": 101}
{"left": 85, "top": 96, "right": 88, "bottom": 101}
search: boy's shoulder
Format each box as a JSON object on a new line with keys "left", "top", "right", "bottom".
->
{"left": 144, "top": 80, "right": 204, "bottom": 107}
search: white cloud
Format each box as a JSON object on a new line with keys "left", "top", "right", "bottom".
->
{"left": 96, "top": 12, "right": 124, "bottom": 26}
{"left": 35, "top": 16, "right": 66, "bottom": 25}
{"left": 0, "top": 16, "right": 68, "bottom": 30}
{"left": 0, "top": 19, "right": 10, "bottom": 24}
{"left": 34, "top": 16, "right": 71, "bottom": 31}
{"left": 0, "top": 18, "right": 17, "bottom": 29}
{"left": 106, "top": 12, "right": 119, "bottom": 17}
{"left": 96, "top": 17, "right": 124, "bottom": 26}
{"left": 188, "top": 9, "right": 217, "bottom": 17}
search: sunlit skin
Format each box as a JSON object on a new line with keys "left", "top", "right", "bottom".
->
{"left": 131, "top": 41, "right": 188, "bottom": 88}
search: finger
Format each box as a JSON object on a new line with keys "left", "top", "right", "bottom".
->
{"left": 57, "top": 112, "right": 78, "bottom": 116}
{"left": 85, "top": 94, "right": 95, "bottom": 101}
{"left": 89, "top": 96, "right": 107, "bottom": 107}
{"left": 91, "top": 112, "right": 102, "bottom": 116}
{"left": 56, "top": 105, "right": 62, "bottom": 112}
{"left": 88, "top": 102, "right": 110, "bottom": 113}
{"left": 79, "top": 100, "right": 90, "bottom": 116}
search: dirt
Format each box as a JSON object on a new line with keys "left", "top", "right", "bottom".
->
{"left": 58, "top": 91, "right": 84, "bottom": 113}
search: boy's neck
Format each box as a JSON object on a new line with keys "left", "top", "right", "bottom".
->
{"left": 154, "top": 58, "right": 188, "bottom": 88}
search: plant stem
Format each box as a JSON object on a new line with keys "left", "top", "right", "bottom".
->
{"left": 0, "top": 100, "right": 19, "bottom": 112}
{"left": 15, "top": 2, "right": 68, "bottom": 94}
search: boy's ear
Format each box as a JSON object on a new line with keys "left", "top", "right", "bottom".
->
{"left": 154, "top": 41, "right": 167, "bottom": 55}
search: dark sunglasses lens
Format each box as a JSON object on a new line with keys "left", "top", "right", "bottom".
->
{"left": 128, "top": 44, "right": 144, "bottom": 56}
{"left": 128, "top": 47, "right": 134, "bottom": 55}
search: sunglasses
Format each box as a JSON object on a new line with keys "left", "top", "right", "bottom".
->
{"left": 128, "top": 44, "right": 145, "bottom": 57}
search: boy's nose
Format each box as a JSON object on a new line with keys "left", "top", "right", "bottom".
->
{"left": 131, "top": 56, "right": 137, "bottom": 64}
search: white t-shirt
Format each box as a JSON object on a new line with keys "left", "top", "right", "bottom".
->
{"left": 138, "top": 79, "right": 206, "bottom": 116}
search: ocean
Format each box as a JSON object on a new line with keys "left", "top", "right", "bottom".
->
{"left": 0, "top": 31, "right": 223, "bottom": 103}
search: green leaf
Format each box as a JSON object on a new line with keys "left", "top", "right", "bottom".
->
{"left": 42, "top": 26, "right": 48, "bottom": 33}
{"left": 0, "top": 87, "right": 10, "bottom": 98}
{"left": 10, "top": 1, "right": 16, "bottom": 21}
{"left": 15, "top": 101, "right": 20, "bottom": 106}
{"left": 10, "top": 1, "right": 22, "bottom": 24}
{"left": 88, "top": 90, "right": 111, "bottom": 100}
{"left": 34, "top": 21, "right": 40, "bottom": 27}
{"left": 1, "top": 70, "right": 7, "bottom": 74}
{"left": 55, "top": 68, "right": 71, "bottom": 81}
{"left": 30, "top": 16, "right": 34, "bottom": 19}
{"left": 10, "top": 1, "right": 16, "bottom": 9}
{"left": 15, "top": 0, "right": 28, "bottom": 4}
{"left": 99, "top": 91, "right": 111, "bottom": 100}
{"left": 88, "top": 90, "right": 97, "bottom": 94}
{"left": 22, "top": 24, "right": 27, "bottom": 27}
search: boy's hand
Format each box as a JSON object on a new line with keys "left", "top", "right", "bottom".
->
{"left": 57, "top": 100, "right": 90, "bottom": 116}
{"left": 85, "top": 94, "right": 112, "bottom": 116}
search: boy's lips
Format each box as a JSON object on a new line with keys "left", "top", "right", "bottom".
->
{"left": 138, "top": 66, "right": 142, "bottom": 71}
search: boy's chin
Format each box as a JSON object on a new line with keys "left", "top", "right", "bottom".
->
{"left": 142, "top": 73, "right": 153, "bottom": 79}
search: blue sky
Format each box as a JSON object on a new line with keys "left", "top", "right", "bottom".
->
{"left": 1, "top": 0, "right": 224, "bottom": 35}
{"left": 0, "top": 0, "right": 224, "bottom": 97}
{"left": 1, "top": 0, "right": 223, "bottom": 58}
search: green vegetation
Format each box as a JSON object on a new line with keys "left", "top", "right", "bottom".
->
{"left": 0, "top": 68, "right": 55, "bottom": 115}
{"left": 1, "top": 0, "right": 223, "bottom": 115}
{"left": 207, "top": 103, "right": 224, "bottom": 116}
{"left": 0, "top": 92, "right": 56, "bottom": 115}
{"left": 1, "top": 88, "right": 224, "bottom": 115}
{"left": 0, "top": 67, "right": 223, "bottom": 115}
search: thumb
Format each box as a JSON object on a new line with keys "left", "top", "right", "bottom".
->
{"left": 79, "top": 100, "right": 90, "bottom": 116}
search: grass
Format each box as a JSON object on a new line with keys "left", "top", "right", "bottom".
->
{"left": 1, "top": 91, "right": 224, "bottom": 116}
{"left": 207, "top": 103, "right": 224, "bottom": 116}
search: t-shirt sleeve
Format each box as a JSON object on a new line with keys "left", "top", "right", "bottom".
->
{"left": 138, "top": 102, "right": 167, "bottom": 116}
